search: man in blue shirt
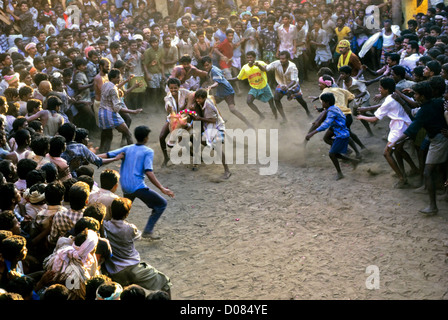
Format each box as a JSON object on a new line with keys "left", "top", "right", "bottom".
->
{"left": 306, "top": 92, "right": 359, "bottom": 180}
{"left": 201, "top": 56, "right": 255, "bottom": 129}
{"left": 100, "top": 125, "right": 175, "bottom": 240}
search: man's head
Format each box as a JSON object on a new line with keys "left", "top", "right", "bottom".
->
{"left": 74, "top": 58, "right": 88, "bottom": 71}
{"left": 246, "top": 51, "right": 256, "bottom": 65}
{"left": 0, "top": 183, "right": 21, "bottom": 211}
{"left": 194, "top": 88, "right": 208, "bottom": 106}
{"left": 25, "top": 43, "right": 37, "bottom": 57}
{"left": 100, "top": 169, "right": 120, "bottom": 192}
{"left": 179, "top": 55, "right": 192, "bottom": 69}
{"left": 87, "top": 49, "right": 99, "bottom": 64}
{"left": 134, "top": 125, "right": 151, "bottom": 143}
{"left": 108, "top": 68, "right": 121, "bottom": 84}
{"left": 201, "top": 56, "right": 213, "bottom": 73}
{"left": 319, "top": 92, "right": 336, "bottom": 109}
{"left": 0, "top": 210, "right": 21, "bottom": 235}
{"left": 339, "top": 65, "right": 352, "bottom": 81}
{"left": 424, "top": 60, "right": 442, "bottom": 78}
{"left": 69, "top": 181, "right": 90, "bottom": 211}
{"left": 0, "top": 54, "right": 12, "bottom": 67}
{"left": 0, "top": 234, "right": 27, "bottom": 263}
{"left": 391, "top": 65, "right": 406, "bottom": 83}
{"left": 111, "top": 197, "right": 133, "bottom": 220}
{"left": 281, "top": 13, "right": 291, "bottom": 25}
{"left": 379, "top": 77, "right": 396, "bottom": 97}
{"left": 99, "top": 58, "right": 111, "bottom": 74}
{"left": 412, "top": 81, "right": 433, "bottom": 103}
{"left": 386, "top": 53, "right": 401, "bottom": 67}
{"left": 279, "top": 51, "right": 290, "bottom": 66}
{"left": 58, "top": 122, "right": 77, "bottom": 143}
{"left": 226, "top": 29, "right": 235, "bottom": 42}
{"left": 26, "top": 99, "right": 42, "bottom": 115}
{"left": 45, "top": 181, "right": 65, "bottom": 206}
{"left": 38, "top": 80, "right": 52, "bottom": 97}
{"left": 338, "top": 40, "right": 351, "bottom": 55}
{"left": 149, "top": 36, "right": 159, "bottom": 49}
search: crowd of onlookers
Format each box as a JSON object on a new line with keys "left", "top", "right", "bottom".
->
{"left": 0, "top": 0, "right": 448, "bottom": 300}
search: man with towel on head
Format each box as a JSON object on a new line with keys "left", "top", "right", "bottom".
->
{"left": 337, "top": 40, "right": 363, "bottom": 80}
{"left": 24, "top": 43, "right": 37, "bottom": 67}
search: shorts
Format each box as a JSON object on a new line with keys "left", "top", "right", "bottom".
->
{"left": 426, "top": 133, "right": 448, "bottom": 165}
{"left": 214, "top": 94, "right": 235, "bottom": 106}
{"left": 147, "top": 73, "right": 163, "bottom": 88}
{"left": 275, "top": 84, "right": 302, "bottom": 100}
{"left": 248, "top": 85, "right": 274, "bottom": 103}
{"left": 203, "top": 128, "right": 225, "bottom": 148}
{"left": 330, "top": 137, "right": 349, "bottom": 154}
{"left": 388, "top": 120, "right": 410, "bottom": 144}
{"left": 98, "top": 108, "right": 125, "bottom": 130}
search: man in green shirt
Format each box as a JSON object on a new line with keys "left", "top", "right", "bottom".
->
{"left": 143, "top": 36, "right": 165, "bottom": 108}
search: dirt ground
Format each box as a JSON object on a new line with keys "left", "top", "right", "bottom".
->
{"left": 91, "top": 72, "right": 448, "bottom": 300}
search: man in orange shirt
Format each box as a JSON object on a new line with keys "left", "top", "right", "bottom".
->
{"left": 336, "top": 40, "right": 363, "bottom": 83}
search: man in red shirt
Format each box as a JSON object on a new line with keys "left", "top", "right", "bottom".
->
{"left": 215, "top": 29, "right": 235, "bottom": 80}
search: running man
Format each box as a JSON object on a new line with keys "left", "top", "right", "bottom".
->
{"left": 201, "top": 56, "right": 254, "bottom": 128}
{"left": 229, "top": 51, "right": 277, "bottom": 123}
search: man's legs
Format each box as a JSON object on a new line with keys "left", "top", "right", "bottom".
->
{"left": 329, "top": 152, "right": 359, "bottom": 180}
{"left": 329, "top": 152, "right": 344, "bottom": 180}
{"left": 267, "top": 98, "right": 279, "bottom": 120}
{"left": 159, "top": 122, "right": 171, "bottom": 166}
{"left": 395, "top": 141, "right": 419, "bottom": 177}
{"left": 118, "top": 111, "right": 133, "bottom": 146}
{"left": 273, "top": 91, "right": 287, "bottom": 123}
{"left": 295, "top": 95, "right": 311, "bottom": 117}
{"left": 99, "top": 129, "right": 113, "bottom": 153}
{"left": 246, "top": 94, "right": 264, "bottom": 123}
{"left": 116, "top": 121, "right": 133, "bottom": 146}
{"left": 124, "top": 188, "right": 168, "bottom": 238}
{"left": 421, "top": 163, "right": 438, "bottom": 214}
{"left": 384, "top": 143, "right": 407, "bottom": 188}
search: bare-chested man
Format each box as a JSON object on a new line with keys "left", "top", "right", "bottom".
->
{"left": 93, "top": 58, "right": 111, "bottom": 127}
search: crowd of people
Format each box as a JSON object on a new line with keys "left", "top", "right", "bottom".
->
{"left": 0, "top": 0, "right": 447, "bottom": 300}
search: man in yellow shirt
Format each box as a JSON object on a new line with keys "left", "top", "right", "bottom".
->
{"left": 230, "top": 51, "right": 277, "bottom": 122}
{"left": 334, "top": 16, "right": 351, "bottom": 68}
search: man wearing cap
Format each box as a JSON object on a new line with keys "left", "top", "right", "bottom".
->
{"left": 24, "top": 43, "right": 37, "bottom": 67}
{"left": 132, "top": 34, "right": 145, "bottom": 54}
{"left": 337, "top": 40, "right": 363, "bottom": 80}
{"left": 434, "top": 15, "right": 444, "bottom": 27}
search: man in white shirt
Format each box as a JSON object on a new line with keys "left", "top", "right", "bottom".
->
{"left": 262, "top": 51, "right": 311, "bottom": 122}
{"left": 356, "top": 77, "right": 418, "bottom": 189}
{"left": 277, "top": 13, "right": 297, "bottom": 59}
{"left": 400, "top": 40, "right": 421, "bottom": 73}
{"left": 88, "top": 169, "right": 120, "bottom": 220}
